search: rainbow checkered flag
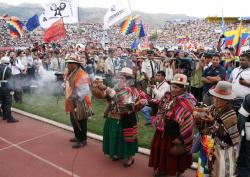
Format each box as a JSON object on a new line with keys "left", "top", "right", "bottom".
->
{"left": 5, "top": 17, "right": 23, "bottom": 38}
{"left": 120, "top": 15, "right": 137, "bottom": 35}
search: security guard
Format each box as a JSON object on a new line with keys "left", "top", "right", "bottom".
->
{"left": 0, "top": 56, "right": 18, "bottom": 123}
{"left": 237, "top": 94, "right": 250, "bottom": 177}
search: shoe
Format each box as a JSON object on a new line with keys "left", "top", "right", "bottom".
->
{"left": 153, "top": 172, "right": 166, "bottom": 177}
{"left": 72, "top": 141, "right": 87, "bottom": 148}
{"left": 7, "top": 119, "right": 19, "bottom": 123}
{"left": 123, "top": 158, "right": 134, "bottom": 167}
{"left": 144, "top": 122, "right": 151, "bottom": 126}
{"left": 112, "top": 156, "right": 122, "bottom": 161}
{"left": 69, "top": 138, "right": 78, "bottom": 142}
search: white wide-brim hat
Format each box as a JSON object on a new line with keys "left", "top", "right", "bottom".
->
{"left": 65, "top": 54, "right": 84, "bottom": 65}
{"left": 171, "top": 74, "right": 189, "bottom": 86}
{"left": 209, "top": 81, "right": 236, "bottom": 100}
{"left": 119, "top": 67, "right": 134, "bottom": 78}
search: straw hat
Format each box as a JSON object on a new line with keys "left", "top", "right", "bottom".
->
{"left": 209, "top": 81, "right": 236, "bottom": 100}
{"left": 171, "top": 74, "right": 189, "bottom": 86}
{"left": 119, "top": 67, "right": 134, "bottom": 78}
{"left": 65, "top": 54, "right": 84, "bottom": 66}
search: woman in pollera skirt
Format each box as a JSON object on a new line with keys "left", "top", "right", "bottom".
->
{"left": 102, "top": 67, "right": 147, "bottom": 167}
{"left": 149, "top": 74, "right": 197, "bottom": 177}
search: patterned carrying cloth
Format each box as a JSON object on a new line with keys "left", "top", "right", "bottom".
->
{"left": 152, "top": 92, "right": 197, "bottom": 152}
{"left": 115, "top": 86, "right": 147, "bottom": 142}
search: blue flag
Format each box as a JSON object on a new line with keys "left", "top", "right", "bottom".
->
{"left": 26, "top": 15, "right": 40, "bottom": 31}
{"left": 131, "top": 21, "right": 145, "bottom": 49}
{"left": 138, "top": 21, "right": 145, "bottom": 38}
{"left": 131, "top": 38, "right": 137, "bottom": 49}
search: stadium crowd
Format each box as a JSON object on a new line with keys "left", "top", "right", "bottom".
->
{"left": 0, "top": 18, "right": 250, "bottom": 177}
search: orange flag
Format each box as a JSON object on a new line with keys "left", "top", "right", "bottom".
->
{"left": 44, "top": 19, "right": 66, "bottom": 43}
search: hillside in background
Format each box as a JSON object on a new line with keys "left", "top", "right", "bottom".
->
{"left": 0, "top": 3, "right": 197, "bottom": 27}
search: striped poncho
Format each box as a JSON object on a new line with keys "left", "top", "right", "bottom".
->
{"left": 166, "top": 92, "right": 197, "bottom": 152}
{"left": 210, "top": 106, "right": 240, "bottom": 146}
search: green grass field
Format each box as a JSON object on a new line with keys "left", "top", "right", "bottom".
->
{"left": 13, "top": 92, "right": 155, "bottom": 148}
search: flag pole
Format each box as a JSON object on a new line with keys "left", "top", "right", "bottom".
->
{"left": 77, "top": 0, "right": 80, "bottom": 35}
{"left": 127, "top": 0, "right": 133, "bottom": 18}
{"left": 78, "top": 0, "right": 80, "bottom": 23}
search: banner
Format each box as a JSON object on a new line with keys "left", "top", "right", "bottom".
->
{"left": 103, "top": 0, "right": 131, "bottom": 29}
{"left": 39, "top": 12, "right": 58, "bottom": 29}
{"left": 44, "top": 19, "right": 67, "bottom": 43}
{"left": 42, "top": 0, "right": 78, "bottom": 24}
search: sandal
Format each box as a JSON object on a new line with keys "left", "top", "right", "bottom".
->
{"left": 123, "top": 158, "right": 134, "bottom": 167}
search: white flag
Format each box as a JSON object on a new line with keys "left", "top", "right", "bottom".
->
{"left": 103, "top": 0, "right": 131, "bottom": 30}
{"left": 39, "top": 12, "right": 58, "bottom": 29}
{"left": 42, "top": 0, "right": 78, "bottom": 24}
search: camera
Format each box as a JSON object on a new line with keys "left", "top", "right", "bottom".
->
{"left": 10, "top": 57, "right": 15, "bottom": 64}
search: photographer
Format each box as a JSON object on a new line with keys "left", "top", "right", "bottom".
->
{"left": 175, "top": 50, "right": 193, "bottom": 78}
{"left": 141, "top": 50, "right": 157, "bottom": 93}
{"left": 104, "top": 49, "right": 118, "bottom": 87}
{"left": 49, "top": 49, "right": 65, "bottom": 73}
{"left": 141, "top": 71, "right": 170, "bottom": 126}
{"left": 9, "top": 51, "right": 25, "bottom": 103}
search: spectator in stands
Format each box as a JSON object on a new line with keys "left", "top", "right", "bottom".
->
{"left": 202, "top": 53, "right": 226, "bottom": 105}
{"left": 230, "top": 50, "right": 250, "bottom": 109}
{"left": 191, "top": 53, "right": 205, "bottom": 102}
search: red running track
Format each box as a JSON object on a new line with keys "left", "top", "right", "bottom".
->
{"left": 0, "top": 112, "right": 196, "bottom": 177}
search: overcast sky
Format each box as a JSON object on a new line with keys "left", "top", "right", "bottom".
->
{"left": 0, "top": 0, "right": 249, "bottom": 17}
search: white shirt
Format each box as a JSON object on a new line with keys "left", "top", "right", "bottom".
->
{"left": 49, "top": 57, "right": 65, "bottom": 72}
{"left": 165, "top": 67, "right": 174, "bottom": 81}
{"left": 141, "top": 59, "right": 157, "bottom": 79}
{"left": 230, "top": 67, "right": 250, "bottom": 98}
{"left": 26, "top": 55, "right": 34, "bottom": 68}
{"left": 104, "top": 57, "right": 115, "bottom": 75}
{"left": 152, "top": 80, "right": 170, "bottom": 100}
{"left": 34, "top": 59, "right": 44, "bottom": 74}
{"left": 19, "top": 57, "right": 27, "bottom": 68}
{"left": 11, "top": 59, "right": 24, "bottom": 75}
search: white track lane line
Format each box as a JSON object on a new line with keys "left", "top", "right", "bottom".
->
{"left": 0, "top": 136, "right": 80, "bottom": 177}
{"left": 0, "top": 130, "right": 59, "bottom": 151}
